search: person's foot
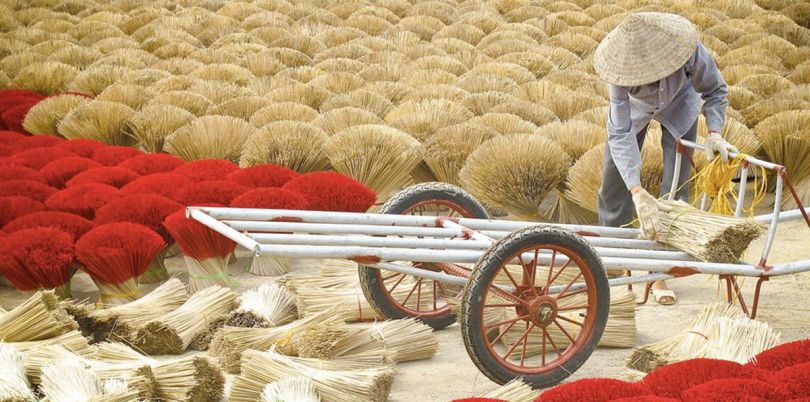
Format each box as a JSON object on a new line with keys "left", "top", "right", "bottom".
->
{"left": 651, "top": 280, "right": 677, "bottom": 305}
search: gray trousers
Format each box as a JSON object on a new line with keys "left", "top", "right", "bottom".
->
{"left": 598, "top": 120, "right": 697, "bottom": 227}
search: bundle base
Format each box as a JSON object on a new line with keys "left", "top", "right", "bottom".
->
{"left": 133, "top": 322, "right": 184, "bottom": 355}
{"left": 96, "top": 279, "right": 141, "bottom": 306}
{"left": 183, "top": 256, "right": 238, "bottom": 293}
{"left": 139, "top": 249, "right": 170, "bottom": 284}
{"left": 249, "top": 255, "right": 289, "bottom": 277}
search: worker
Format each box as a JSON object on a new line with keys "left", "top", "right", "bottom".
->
{"left": 593, "top": 12, "right": 738, "bottom": 305}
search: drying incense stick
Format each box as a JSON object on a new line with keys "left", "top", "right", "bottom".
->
{"left": 0, "top": 344, "right": 36, "bottom": 402}
{"left": 279, "top": 260, "right": 363, "bottom": 293}
{"left": 97, "top": 379, "right": 141, "bottom": 402}
{"left": 94, "top": 342, "right": 226, "bottom": 402}
{"left": 40, "top": 361, "right": 103, "bottom": 402}
{"left": 89, "top": 278, "right": 189, "bottom": 342}
{"left": 5, "top": 330, "right": 90, "bottom": 354}
{"left": 295, "top": 286, "right": 407, "bottom": 322}
{"left": 0, "top": 290, "right": 78, "bottom": 342}
{"left": 261, "top": 377, "right": 321, "bottom": 402}
{"left": 297, "top": 318, "right": 438, "bottom": 363}
{"left": 228, "top": 283, "right": 298, "bottom": 328}
{"left": 483, "top": 378, "right": 537, "bottom": 402}
{"left": 132, "top": 285, "right": 237, "bottom": 355}
{"left": 209, "top": 308, "right": 347, "bottom": 374}
{"left": 701, "top": 316, "right": 781, "bottom": 364}
{"left": 231, "top": 347, "right": 394, "bottom": 402}
{"left": 656, "top": 200, "right": 766, "bottom": 263}
{"left": 500, "top": 289, "right": 637, "bottom": 357}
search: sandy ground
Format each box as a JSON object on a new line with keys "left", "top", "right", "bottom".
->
{"left": 2, "top": 212, "right": 809, "bottom": 401}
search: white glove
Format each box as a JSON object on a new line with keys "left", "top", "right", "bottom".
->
{"left": 632, "top": 189, "right": 673, "bottom": 240}
{"left": 703, "top": 132, "right": 739, "bottom": 163}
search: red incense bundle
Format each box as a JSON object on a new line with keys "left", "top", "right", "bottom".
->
{"left": 65, "top": 166, "right": 140, "bottom": 188}
{"left": 118, "top": 153, "right": 185, "bottom": 175}
{"left": 0, "top": 228, "right": 75, "bottom": 298}
{"left": 9, "top": 135, "right": 64, "bottom": 152}
{"left": 55, "top": 139, "right": 107, "bottom": 158}
{"left": 0, "top": 180, "right": 57, "bottom": 202}
{"left": 173, "top": 159, "right": 239, "bottom": 182}
{"left": 163, "top": 209, "right": 238, "bottom": 293}
{"left": 226, "top": 164, "right": 300, "bottom": 188}
{"left": 45, "top": 183, "right": 123, "bottom": 219}
{"left": 0, "top": 89, "right": 44, "bottom": 100}
{"left": 12, "top": 147, "right": 76, "bottom": 169}
{"left": 121, "top": 173, "right": 191, "bottom": 200}
{"left": 0, "top": 144, "right": 10, "bottom": 156}
{"left": 642, "top": 359, "right": 756, "bottom": 398}
{"left": 681, "top": 378, "right": 788, "bottom": 402}
{"left": 91, "top": 146, "right": 144, "bottom": 166}
{"left": 39, "top": 157, "right": 103, "bottom": 188}
{"left": 174, "top": 180, "right": 249, "bottom": 206}
{"left": 4, "top": 211, "right": 95, "bottom": 241}
{"left": 2, "top": 102, "right": 38, "bottom": 133}
{"left": 95, "top": 194, "right": 183, "bottom": 283}
{"left": 0, "top": 130, "right": 25, "bottom": 144}
{"left": 282, "top": 171, "right": 376, "bottom": 212}
{"left": 0, "top": 196, "right": 45, "bottom": 226}
{"left": 230, "top": 188, "right": 308, "bottom": 276}
{"left": 538, "top": 379, "right": 651, "bottom": 402}
{"left": 76, "top": 222, "right": 165, "bottom": 305}
{"left": 0, "top": 165, "right": 46, "bottom": 183}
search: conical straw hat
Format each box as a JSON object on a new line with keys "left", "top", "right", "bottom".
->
{"left": 594, "top": 12, "right": 698, "bottom": 87}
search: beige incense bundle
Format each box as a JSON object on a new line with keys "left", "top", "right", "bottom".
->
{"left": 40, "top": 361, "right": 140, "bottom": 402}
{"left": 89, "top": 278, "right": 189, "bottom": 342}
{"left": 209, "top": 308, "right": 347, "bottom": 374}
{"left": 227, "top": 283, "right": 298, "bottom": 328}
{"left": 0, "top": 290, "right": 78, "bottom": 342}
{"left": 0, "top": 344, "right": 36, "bottom": 402}
{"left": 656, "top": 200, "right": 766, "bottom": 263}
{"left": 94, "top": 342, "right": 226, "bottom": 402}
{"left": 297, "top": 318, "right": 438, "bottom": 363}
{"left": 261, "top": 376, "right": 320, "bottom": 402}
{"left": 230, "top": 347, "right": 394, "bottom": 402}
{"left": 626, "top": 303, "right": 780, "bottom": 372}
{"left": 6, "top": 330, "right": 90, "bottom": 354}
{"left": 132, "top": 285, "right": 237, "bottom": 355}
{"left": 500, "top": 289, "right": 637, "bottom": 358}
{"left": 295, "top": 286, "right": 409, "bottom": 322}
{"left": 483, "top": 378, "right": 537, "bottom": 402}
{"left": 279, "top": 260, "right": 362, "bottom": 294}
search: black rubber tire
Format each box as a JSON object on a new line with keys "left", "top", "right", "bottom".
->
{"left": 358, "top": 182, "right": 489, "bottom": 330}
{"left": 460, "top": 225, "right": 610, "bottom": 388}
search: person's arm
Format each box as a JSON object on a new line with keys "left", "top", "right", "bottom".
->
{"left": 685, "top": 42, "right": 728, "bottom": 134}
{"left": 607, "top": 84, "right": 643, "bottom": 192}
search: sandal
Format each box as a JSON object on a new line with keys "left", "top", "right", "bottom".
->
{"left": 652, "top": 288, "right": 677, "bottom": 305}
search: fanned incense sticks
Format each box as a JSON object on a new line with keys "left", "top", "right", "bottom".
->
{"left": 0, "top": 344, "right": 36, "bottom": 402}
{"left": 483, "top": 378, "right": 537, "bottom": 402}
{"left": 0, "top": 290, "right": 77, "bottom": 342}
{"left": 132, "top": 285, "right": 236, "bottom": 355}
{"left": 260, "top": 377, "right": 320, "bottom": 402}
{"left": 228, "top": 283, "right": 298, "bottom": 328}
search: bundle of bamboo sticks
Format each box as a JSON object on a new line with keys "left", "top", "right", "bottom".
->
{"left": 227, "top": 283, "right": 298, "bottom": 328}
{"left": 656, "top": 200, "right": 766, "bottom": 263}
{"left": 209, "top": 308, "right": 347, "bottom": 373}
{"left": 0, "top": 290, "right": 78, "bottom": 342}
{"left": 132, "top": 285, "right": 236, "bottom": 355}
{"left": 626, "top": 303, "right": 780, "bottom": 373}
{"left": 231, "top": 347, "right": 394, "bottom": 402}
{"left": 260, "top": 376, "right": 320, "bottom": 402}
{"left": 0, "top": 344, "right": 36, "bottom": 401}
{"left": 483, "top": 378, "right": 537, "bottom": 402}
{"left": 297, "top": 318, "right": 438, "bottom": 363}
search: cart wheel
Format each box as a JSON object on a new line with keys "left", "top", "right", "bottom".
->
{"left": 461, "top": 225, "right": 609, "bottom": 388}
{"left": 359, "top": 182, "right": 489, "bottom": 330}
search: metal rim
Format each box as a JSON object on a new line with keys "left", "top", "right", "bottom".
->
{"left": 378, "top": 198, "right": 474, "bottom": 318}
{"left": 478, "top": 242, "right": 599, "bottom": 374}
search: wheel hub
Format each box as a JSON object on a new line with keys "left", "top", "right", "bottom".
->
{"left": 525, "top": 296, "right": 558, "bottom": 327}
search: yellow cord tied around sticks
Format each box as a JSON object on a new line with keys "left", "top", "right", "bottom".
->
{"left": 694, "top": 153, "right": 767, "bottom": 217}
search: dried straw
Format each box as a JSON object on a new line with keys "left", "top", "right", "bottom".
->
{"left": 460, "top": 135, "right": 571, "bottom": 220}
{"left": 2, "top": 330, "right": 89, "bottom": 354}
{"left": 421, "top": 122, "right": 499, "bottom": 186}
{"left": 260, "top": 376, "right": 320, "bottom": 402}
{"left": 230, "top": 347, "right": 394, "bottom": 402}
{"left": 40, "top": 361, "right": 104, "bottom": 402}
{"left": 11, "top": 61, "right": 77, "bottom": 95}
{"left": 126, "top": 104, "right": 194, "bottom": 153}
{"left": 655, "top": 200, "right": 766, "bottom": 263}
{"left": 239, "top": 121, "right": 329, "bottom": 172}
{"left": 0, "top": 290, "right": 77, "bottom": 342}
{"left": 89, "top": 278, "right": 188, "bottom": 343}
{"left": 311, "top": 107, "right": 384, "bottom": 136}
{"left": 0, "top": 344, "right": 36, "bottom": 402}
{"left": 483, "top": 378, "right": 536, "bottom": 402}
{"left": 229, "top": 283, "right": 298, "bottom": 328}
{"left": 534, "top": 120, "right": 605, "bottom": 160}
{"left": 250, "top": 102, "right": 319, "bottom": 127}
{"left": 754, "top": 110, "right": 810, "bottom": 198}
{"left": 297, "top": 318, "right": 438, "bottom": 363}
{"left": 95, "top": 83, "right": 156, "bottom": 110}
{"left": 57, "top": 100, "right": 136, "bottom": 145}
{"left": 22, "top": 93, "right": 89, "bottom": 136}
{"left": 208, "top": 308, "right": 346, "bottom": 374}
{"left": 323, "top": 124, "right": 421, "bottom": 200}
{"left": 146, "top": 90, "right": 213, "bottom": 117}
{"left": 164, "top": 115, "right": 255, "bottom": 162}
{"left": 132, "top": 285, "right": 236, "bottom": 355}
{"left": 627, "top": 303, "right": 780, "bottom": 373}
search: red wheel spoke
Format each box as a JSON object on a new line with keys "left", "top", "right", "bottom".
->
{"left": 432, "top": 281, "right": 437, "bottom": 310}
{"left": 500, "top": 265, "right": 521, "bottom": 290}
{"left": 490, "top": 318, "right": 520, "bottom": 345}
{"left": 436, "top": 282, "right": 449, "bottom": 297}
{"left": 544, "top": 250, "right": 556, "bottom": 293}
{"left": 387, "top": 273, "right": 408, "bottom": 293}
{"left": 541, "top": 326, "right": 547, "bottom": 365}
{"left": 402, "top": 278, "right": 423, "bottom": 306}
{"left": 555, "top": 272, "right": 583, "bottom": 300}
{"left": 557, "top": 315, "right": 583, "bottom": 327}
{"left": 502, "top": 321, "right": 534, "bottom": 361}
{"left": 528, "top": 248, "right": 540, "bottom": 296}
{"left": 520, "top": 321, "right": 532, "bottom": 367}
{"left": 484, "top": 303, "right": 521, "bottom": 308}
{"left": 554, "top": 320, "right": 576, "bottom": 344}
{"left": 545, "top": 260, "right": 572, "bottom": 294}
{"left": 558, "top": 305, "right": 589, "bottom": 311}
{"left": 544, "top": 327, "right": 563, "bottom": 357}
{"left": 416, "top": 279, "right": 423, "bottom": 311}
{"left": 383, "top": 272, "right": 401, "bottom": 281}
{"left": 485, "top": 314, "right": 529, "bottom": 330}
{"left": 557, "top": 288, "right": 588, "bottom": 300}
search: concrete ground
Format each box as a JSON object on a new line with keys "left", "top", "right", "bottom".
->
{"left": 2, "top": 211, "right": 809, "bottom": 401}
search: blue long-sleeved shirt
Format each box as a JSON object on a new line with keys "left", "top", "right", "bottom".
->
{"left": 607, "top": 42, "right": 728, "bottom": 190}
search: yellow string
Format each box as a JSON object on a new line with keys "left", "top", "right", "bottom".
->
{"left": 693, "top": 153, "right": 768, "bottom": 217}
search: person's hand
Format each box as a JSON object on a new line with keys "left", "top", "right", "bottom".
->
{"left": 703, "top": 131, "right": 739, "bottom": 163}
{"left": 631, "top": 187, "right": 672, "bottom": 240}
